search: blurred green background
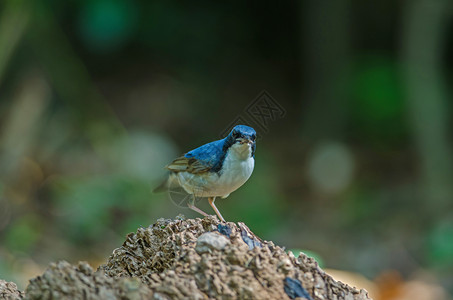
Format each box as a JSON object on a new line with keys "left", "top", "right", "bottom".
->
{"left": 1, "top": 0, "right": 453, "bottom": 298}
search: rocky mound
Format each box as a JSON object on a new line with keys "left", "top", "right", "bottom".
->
{"left": 0, "top": 280, "right": 24, "bottom": 300}
{"left": 8, "top": 216, "right": 371, "bottom": 299}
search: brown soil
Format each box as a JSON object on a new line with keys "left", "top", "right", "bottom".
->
{"left": 3, "top": 215, "right": 372, "bottom": 299}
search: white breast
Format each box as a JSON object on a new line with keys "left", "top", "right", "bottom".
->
{"left": 176, "top": 143, "right": 255, "bottom": 198}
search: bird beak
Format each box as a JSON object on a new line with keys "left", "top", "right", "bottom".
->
{"left": 238, "top": 138, "right": 253, "bottom": 145}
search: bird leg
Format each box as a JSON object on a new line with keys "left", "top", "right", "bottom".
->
{"left": 187, "top": 203, "right": 210, "bottom": 217}
{"left": 209, "top": 197, "right": 225, "bottom": 222}
{"left": 187, "top": 194, "right": 210, "bottom": 217}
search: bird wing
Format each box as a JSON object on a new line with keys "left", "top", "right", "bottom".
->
{"left": 165, "top": 139, "right": 225, "bottom": 174}
{"left": 165, "top": 156, "right": 211, "bottom": 174}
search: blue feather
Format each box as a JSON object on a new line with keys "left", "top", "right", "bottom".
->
{"left": 184, "top": 139, "right": 227, "bottom": 173}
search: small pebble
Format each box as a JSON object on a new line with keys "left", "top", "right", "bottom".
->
{"left": 195, "top": 232, "right": 230, "bottom": 254}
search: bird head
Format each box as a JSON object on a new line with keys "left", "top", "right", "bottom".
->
{"left": 225, "top": 125, "right": 256, "bottom": 158}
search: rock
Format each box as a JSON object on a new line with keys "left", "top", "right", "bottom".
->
{"left": 0, "top": 280, "right": 24, "bottom": 300}
{"left": 9, "top": 216, "right": 372, "bottom": 300}
{"left": 283, "top": 277, "right": 313, "bottom": 300}
{"left": 195, "top": 232, "right": 230, "bottom": 253}
{"left": 239, "top": 222, "right": 262, "bottom": 250}
{"left": 25, "top": 261, "right": 154, "bottom": 300}
{"left": 217, "top": 224, "right": 232, "bottom": 238}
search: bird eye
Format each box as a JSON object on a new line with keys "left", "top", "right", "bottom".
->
{"left": 233, "top": 130, "right": 240, "bottom": 138}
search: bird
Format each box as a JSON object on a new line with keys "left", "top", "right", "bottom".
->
{"left": 159, "top": 125, "right": 256, "bottom": 222}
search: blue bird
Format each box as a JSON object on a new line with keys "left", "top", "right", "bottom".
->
{"left": 162, "top": 125, "right": 256, "bottom": 222}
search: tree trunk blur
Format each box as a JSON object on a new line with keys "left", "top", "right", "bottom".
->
{"left": 401, "top": 0, "right": 453, "bottom": 218}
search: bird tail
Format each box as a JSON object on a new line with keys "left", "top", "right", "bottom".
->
{"left": 152, "top": 178, "right": 168, "bottom": 193}
{"left": 152, "top": 173, "right": 180, "bottom": 193}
